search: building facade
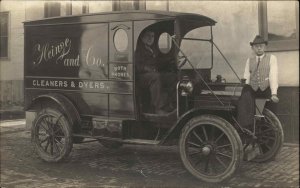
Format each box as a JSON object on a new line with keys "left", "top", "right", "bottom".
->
{"left": 0, "top": 0, "right": 298, "bottom": 142}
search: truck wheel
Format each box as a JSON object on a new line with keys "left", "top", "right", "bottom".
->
{"left": 32, "top": 108, "right": 73, "bottom": 162}
{"left": 179, "top": 115, "right": 243, "bottom": 183}
{"left": 99, "top": 140, "right": 123, "bottom": 149}
{"left": 252, "top": 108, "right": 284, "bottom": 162}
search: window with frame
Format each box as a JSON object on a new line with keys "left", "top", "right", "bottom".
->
{"left": 0, "top": 12, "right": 9, "bottom": 59}
{"left": 44, "top": 2, "right": 61, "bottom": 18}
{"left": 113, "top": 0, "right": 144, "bottom": 11}
{"left": 259, "top": 1, "right": 299, "bottom": 51}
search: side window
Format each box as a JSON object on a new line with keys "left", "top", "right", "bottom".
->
{"left": 0, "top": 12, "right": 9, "bottom": 59}
{"left": 158, "top": 32, "right": 172, "bottom": 54}
{"left": 259, "top": 1, "right": 299, "bottom": 51}
{"left": 114, "top": 28, "right": 129, "bottom": 53}
{"left": 44, "top": 2, "right": 61, "bottom": 18}
{"left": 109, "top": 22, "right": 132, "bottom": 62}
{"left": 112, "top": 0, "right": 142, "bottom": 11}
{"left": 109, "top": 22, "right": 133, "bottom": 80}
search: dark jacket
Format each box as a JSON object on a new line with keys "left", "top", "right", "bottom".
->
{"left": 135, "top": 44, "right": 159, "bottom": 74}
{"left": 135, "top": 44, "right": 177, "bottom": 74}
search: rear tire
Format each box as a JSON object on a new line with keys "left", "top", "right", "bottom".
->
{"left": 179, "top": 115, "right": 243, "bottom": 183}
{"left": 252, "top": 108, "right": 284, "bottom": 162}
{"left": 32, "top": 108, "right": 73, "bottom": 162}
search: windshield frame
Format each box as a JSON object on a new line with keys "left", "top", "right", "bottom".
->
{"left": 176, "top": 24, "right": 215, "bottom": 70}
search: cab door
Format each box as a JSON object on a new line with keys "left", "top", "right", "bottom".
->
{"left": 108, "top": 22, "right": 135, "bottom": 119}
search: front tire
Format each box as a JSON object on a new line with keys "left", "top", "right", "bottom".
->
{"left": 179, "top": 115, "right": 243, "bottom": 183}
{"left": 32, "top": 108, "right": 73, "bottom": 162}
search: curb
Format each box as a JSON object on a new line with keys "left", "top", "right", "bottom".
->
{"left": 0, "top": 119, "right": 27, "bottom": 134}
{"left": 0, "top": 119, "right": 25, "bottom": 125}
{"left": 283, "top": 143, "right": 299, "bottom": 147}
{"left": 0, "top": 127, "right": 27, "bottom": 135}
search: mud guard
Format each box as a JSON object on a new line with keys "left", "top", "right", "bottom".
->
{"left": 27, "top": 93, "right": 81, "bottom": 132}
{"left": 160, "top": 106, "right": 235, "bottom": 144}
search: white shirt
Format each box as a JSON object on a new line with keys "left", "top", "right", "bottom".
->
{"left": 243, "top": 54, "right": 278, "bottom": 95}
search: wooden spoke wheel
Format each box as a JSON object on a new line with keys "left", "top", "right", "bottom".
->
{"left": 32, "top": 108, "right": 73, "bottom": 162}
{"left": 179, "top": 115, "right": 243, "bottom": 183}
{"left": 252, "top": 109, "right": 284, "bottom": 162}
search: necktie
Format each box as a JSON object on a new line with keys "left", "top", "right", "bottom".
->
{"left": 256, "top": 57, "right": 261, "bottom": 69}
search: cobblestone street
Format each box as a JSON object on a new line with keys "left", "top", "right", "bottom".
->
{"left": 1, "top": 125, "right": 299, "bottom": 188}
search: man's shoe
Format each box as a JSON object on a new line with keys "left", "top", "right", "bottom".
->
{"left": 243, "top": 144, "right": 261, "bottom": 161}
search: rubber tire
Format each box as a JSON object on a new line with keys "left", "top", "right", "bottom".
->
{"left": 32, "top": 108, "right": 73, "bottom": 162}
{"left": 252, "top": 108, "right": 284, "bottom": 162}
{"left": 99, "top": 140, "right": 123, "bottom": 149}
{"left": 179, "top": 115, "right": 243, "bottom": 183}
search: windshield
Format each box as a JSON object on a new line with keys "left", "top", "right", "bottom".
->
{"left": 179, "top": 26, "right": 212, "bottom": 69}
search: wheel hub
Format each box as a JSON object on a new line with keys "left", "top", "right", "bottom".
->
{"left": 202, "top": 145, "right": 212, "bottom": 156}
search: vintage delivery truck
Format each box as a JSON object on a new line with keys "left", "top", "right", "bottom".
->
{"left": 24, "top": 11, "right": 284, "bottom": 183}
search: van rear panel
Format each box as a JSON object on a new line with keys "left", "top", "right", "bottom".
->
{"left": 24, "top": 21, "right": 135, "bottom": 119}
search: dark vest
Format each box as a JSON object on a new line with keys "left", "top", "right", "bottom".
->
{"left": 249, "top": 54, "right": 271, "bottom": 91}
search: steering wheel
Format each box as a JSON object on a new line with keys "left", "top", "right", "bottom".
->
{"left": 177, "top": 55, "right": 188, "bottom": 69}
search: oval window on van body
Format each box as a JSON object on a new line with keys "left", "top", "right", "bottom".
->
{"left": 158, "top": 32, "right": 172, "bottom": 54}
{"left": 113, "top": 29, "right": 128, "bottom": 52}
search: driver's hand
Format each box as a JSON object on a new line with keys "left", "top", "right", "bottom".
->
{"left": 271, "top": 94, "right": 279, "bottom": 103}
{"left": 143, "top": 66, "right": 156, "bottom": 73}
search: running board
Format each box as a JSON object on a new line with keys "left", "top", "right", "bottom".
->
{"left": 73, "top": 134, "right": 160, "bottom": 145}
{"left": 122, "top": 139, "right": 160, "bottom": 145}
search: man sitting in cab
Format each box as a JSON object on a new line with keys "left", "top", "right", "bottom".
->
{"left": 135, "top": 30, "right": 177, "bottom": 115}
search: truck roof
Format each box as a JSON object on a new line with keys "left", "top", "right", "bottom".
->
{"left": 23, "top": 10, "right": 216, "bottom": 27}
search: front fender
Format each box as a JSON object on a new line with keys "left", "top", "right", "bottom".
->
{"left": 160, "top": 106, "right": 234, "bottom": 144}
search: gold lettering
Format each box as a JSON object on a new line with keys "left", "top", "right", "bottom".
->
{"left": 32, "top": 38, "right": 72, "bottom": 66}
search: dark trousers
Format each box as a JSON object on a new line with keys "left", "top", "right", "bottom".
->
{"left": 237, "top": 85, "right": 271, "bottom": 128}
{"left": 137, "top": 72, "right": 177, "bottom": 112}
